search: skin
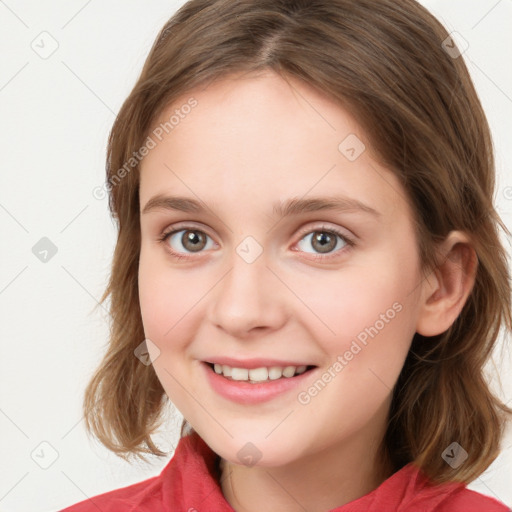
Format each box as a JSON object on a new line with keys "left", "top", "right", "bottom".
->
{"left": 138, "top": 70, "right": 477, "bottom": 512}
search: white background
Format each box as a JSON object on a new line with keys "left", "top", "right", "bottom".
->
{"left": 0, "top": 1, "right": 511, "bottom": 510}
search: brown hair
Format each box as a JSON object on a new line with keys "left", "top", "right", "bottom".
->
{"left": 84, "top": 0, "right": 512, "bottom": 484}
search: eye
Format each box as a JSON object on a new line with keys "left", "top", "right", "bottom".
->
{"left": 295, "top": 225, "right": 354, "bottom": 260}
{"left": 158, "top": 223, "right": 355, "bottom": 261}
{"left": 158, "top": 227, "right": 215, "bottom": 259}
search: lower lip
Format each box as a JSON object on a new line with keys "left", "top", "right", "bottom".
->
{"left": 202, "top": 362, "right": 317, "bottom": 404}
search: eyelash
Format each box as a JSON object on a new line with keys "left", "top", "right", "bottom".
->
{"left": 157, "top": 223, "right": 356, "bottom": 262}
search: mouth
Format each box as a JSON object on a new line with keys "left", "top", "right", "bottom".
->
{"left": 204, "top": 361, "right": 317, "bottom": 383}
{"left": 202, "top": 361, "right": 319, "bottom": 404}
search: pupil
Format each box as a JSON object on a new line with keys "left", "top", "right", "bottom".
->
{"left": 184, "top": 230, "right": 205, "bottom": 252}
{"left": 314, "top": 232, "right": 335, "bottom": 253}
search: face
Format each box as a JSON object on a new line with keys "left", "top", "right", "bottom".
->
{"left": 138, "top": 70, "right": 425, "bottom": 467}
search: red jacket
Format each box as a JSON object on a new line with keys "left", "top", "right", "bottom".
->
{"left": 61, "top": 431, "right": 510, "bottom": 511}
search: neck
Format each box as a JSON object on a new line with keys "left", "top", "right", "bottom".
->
{"left": 219, "top": 427, "right": 393, "bottom": 512}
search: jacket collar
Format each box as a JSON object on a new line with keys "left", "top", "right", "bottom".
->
{"left": 159, "top": 431, "right": 467, "bottom": 511}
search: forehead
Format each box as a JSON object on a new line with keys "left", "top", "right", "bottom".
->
{"left": 139, "top": 70, "right": 410, "bottom": 223}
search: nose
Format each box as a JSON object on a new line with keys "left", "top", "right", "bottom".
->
{"left": 207, "top": 247, "right": 288, "bottom": 339}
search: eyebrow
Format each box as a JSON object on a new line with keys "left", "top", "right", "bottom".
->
{"left": 141, "top": 194, "right": 380, "bottom": 218}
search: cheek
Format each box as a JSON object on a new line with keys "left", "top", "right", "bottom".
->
{"left": 291, "top": 265, "right": 418, "bottom": 433}
{"left": 138, "top": 247, "right": 211, "bottom": 358}
{"left": 313, "top": 273, "right": 411, "bottom": 330}
{"left": 138, "top": 246, "right": 184, "bottom": 345}
{"left": 138, "top": 255, "right": 203, "bottom": 408}
{"left": 295, "top": 249, "right": 420, "bottom": 370}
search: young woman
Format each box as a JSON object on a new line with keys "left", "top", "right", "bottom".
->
{"left": 62, "top": 0, "right": 512, "bottom": 510}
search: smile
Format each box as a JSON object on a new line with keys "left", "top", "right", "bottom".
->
{"left": 202, "top": 362, "right": 318, "bottom": 404}
{"left": 208, "top": 362, "right": 314, "bottom": 382}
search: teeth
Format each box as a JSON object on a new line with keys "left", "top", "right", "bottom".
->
{"left": 249, "top": 367, "right": 268, "bottom": 382}
{"left": 268, "top": 366, "right": 283, "bottom": 380}
{"left": 282, "top": 366, "right": 296, "bottom": 378}
{"left": 211, "top": 363, "right": 310, "bottom": 382}
{"left": 231, "top": 368, "right": 249, "bottom": 380}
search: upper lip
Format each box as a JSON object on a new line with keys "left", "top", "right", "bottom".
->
{"left": 204, "top": 357, "right": 315, "bottom": 369}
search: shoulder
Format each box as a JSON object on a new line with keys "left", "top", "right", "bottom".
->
{"left": 364, "top": 462, "right": 511, "bottom": 512}
{"left": 397, "top": 464, "right": 511, "bottom": 512}
{"left": 59, "top": 473, "right": 163, "bottom": 511}
{"left": 433, "top": 487, "right": 511, "bottom": 512}
{"left": 59, "top": 432, "right": 216, "bottom": 511}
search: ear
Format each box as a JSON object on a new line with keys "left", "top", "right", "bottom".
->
{"left": 415, "top": 231, "right": 478, "bottom": 337}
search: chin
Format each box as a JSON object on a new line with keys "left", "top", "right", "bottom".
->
{"left": 200, "top": 428, "right": 306, "bottom": 468}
